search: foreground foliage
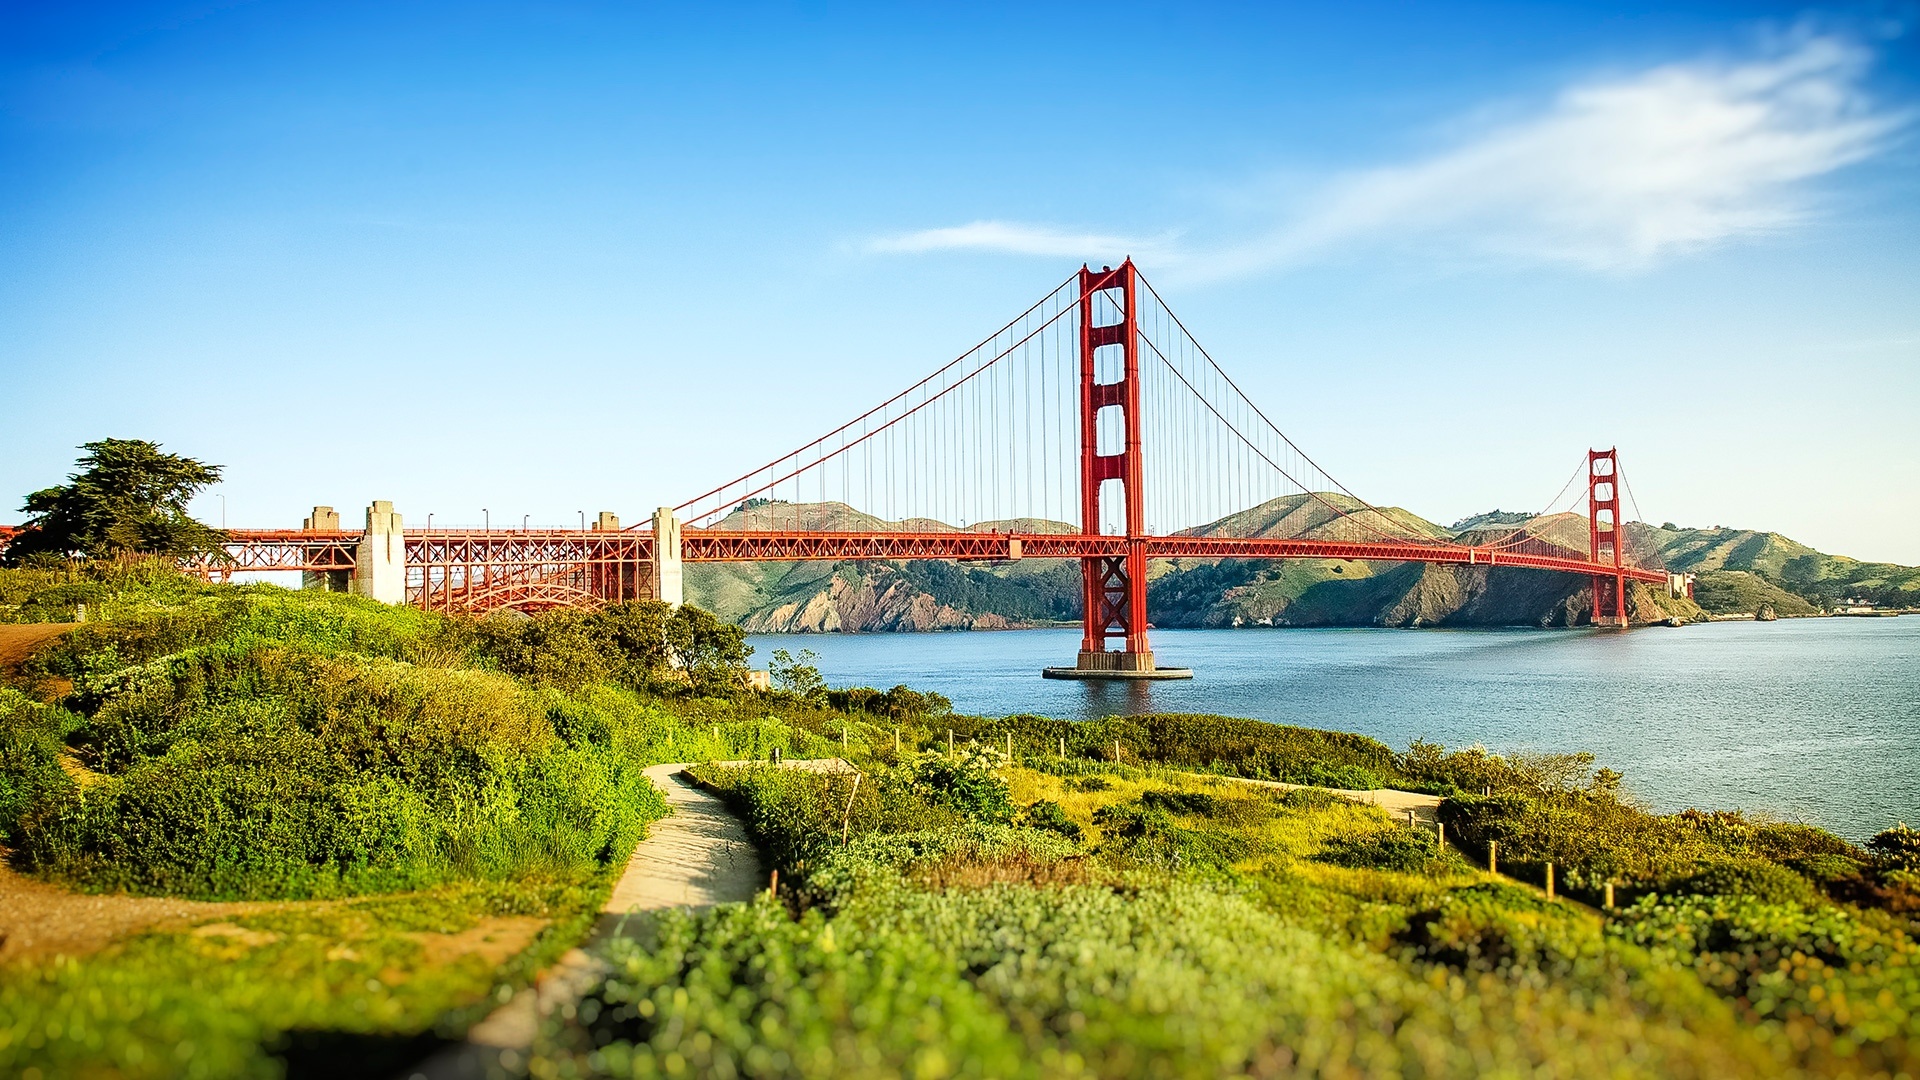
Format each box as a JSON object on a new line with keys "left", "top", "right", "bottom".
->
{"left": 535, "top": 753, "right": 1913, "bottom": 1078}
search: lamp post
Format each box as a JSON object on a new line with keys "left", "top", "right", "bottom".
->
{"left": 578, "top": 511, "right": 585, "bottom": 531}
{"left": 522, "top": 514, "right": 530, "bottom": 532}
{"left": 483, "top": 508, "right": 489, "bottom": 531}
{"left": 426, "top": 513, "right": 433, "bottom": 530}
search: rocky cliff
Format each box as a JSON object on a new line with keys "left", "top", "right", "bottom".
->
{"left": 683, "top": 496, "right": 1905, "bottom": 632}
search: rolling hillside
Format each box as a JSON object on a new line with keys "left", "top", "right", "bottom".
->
{"left": 683, "top": 497, "right": 1915, "bottom": 632}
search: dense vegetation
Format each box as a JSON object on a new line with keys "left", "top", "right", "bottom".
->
{"left": 0, "top": 561, "right": 848, "bottom": 1076}
{"left": 5, "top": 562, "right": 1917, "bottom": 1078}
{"left": 3, "top": 439, "right": 228, "bottom": 565}
{"left": 531, "top": 738, "right": 1919, "bottom": 1078}
{"left": 1647, "top": 523, "right": 1920, "bottom": 611}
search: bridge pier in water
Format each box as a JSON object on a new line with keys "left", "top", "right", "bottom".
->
{"left": 1042, "top": 261, "right": 1192, "bottom": 681}
{"left": 1588, "top": 450, "right": 1629, "bottom": 630}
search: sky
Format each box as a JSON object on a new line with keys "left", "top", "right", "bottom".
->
{"left": 3, "top": 1, "right": 1918, "bottom": 562}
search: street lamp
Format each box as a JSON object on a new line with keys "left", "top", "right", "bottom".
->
{"left": 578, "top": 510, "right": 585, "bottom": 531}
{"left": 522, "top": 514, "right": 530, "bottom": 532}
{"left": 426, "top": 513, "right": 433, "bottom": 531}
{"left": 483, "top": 508, "right": 489, "bottom": 531}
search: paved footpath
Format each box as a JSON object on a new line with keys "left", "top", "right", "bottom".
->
{"left": 408, "top": 758, "right": 851, "bottom": 1079}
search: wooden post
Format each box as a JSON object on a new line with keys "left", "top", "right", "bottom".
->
{"left": 894, "top": 727, "right": 900, "bottom": 753}
{"left": 1436, "top": 822, "right": 1445, "bottom": 849}
{"left": 1545, "top": 862, "right": 1555, "bottom": 900}
{"left": 1407, "top": 809, "right": 1417, "bottom": 826}
{"left": 1488, "top": 840, "right": 1498, "bottom": 875}
{"left": 948, "top": 729, "right": 954, "bottom": 756}
{"left": 841, "top": 725, "right": 848, "bottom": 751}
{"left": 1604, "top": 881, "right": 1615, "bottom": 909}
{"left": 769, "top": 869, "right": 779, "bottom": 897}
{"left": 1114, "top": 738, "right": 1121, "bottom": 763}
{"left": 841, "top": 773, "right": 862, "bottom": 845}
{"left": 1005, "top": 732, "right": 1012, "bottom": 761}
{"left": 1059, "top": 735, "right": 1066, "bottom": 757}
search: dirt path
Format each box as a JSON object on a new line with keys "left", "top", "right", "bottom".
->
{"left": 0, "top": 865, "right": 271, "bottom": 965}
{"left": 418, "top": 759, "right": 853, "bottom": 1077}
{"left": 0, "top": 622, "right": 74, "bottom": 671}
{"left": 1216, "top": 774, "right": 1444, "bottom": 823}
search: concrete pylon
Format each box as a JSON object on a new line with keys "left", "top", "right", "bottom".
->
{"left": 301, "top": 506, "right": 349, "bottom": 592}
{"left": 651, "top": 506, "right": 683, "bottom": 607}
{"left": 353, "top": 501, "right": 406, "bottom": 604}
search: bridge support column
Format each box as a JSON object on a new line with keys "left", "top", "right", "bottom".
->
{"left": 1045, "top": 260, "right": 1189, "bottom": 681}
{"left": 1588, "top": 450, "right": 1628, "bottom": 629}
{"left": 651, "top": 506, "right": 683, "bottom": 607}
{"left": 352, "top": 501, "right": 406, "bottom": 605}
{"left": 301, "top": 506, "right": 349, "bottom": 592}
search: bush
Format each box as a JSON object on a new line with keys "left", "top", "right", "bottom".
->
{"left": 1139, "top": 788, "right": 1220, "bottom": 816}
{"left": 1020, "top": 799, "right": 1082, "bottom": 841}
{"left": 1870, "top": 823, "right": 1920, "bottom": 869}
{"left": 1670, "top": 859, "right": 1818, "bottom": 906}
{"left": 1315, "top": 826, "right": 1439, "bottom": 872}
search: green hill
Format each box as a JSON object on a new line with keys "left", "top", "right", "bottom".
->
{"left": 682, "top": 497, "right": 1918, "bottom": 631}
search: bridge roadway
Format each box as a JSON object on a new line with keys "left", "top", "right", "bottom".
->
{"left": 202, "top": 526, "right": 1669, "bottom": 584}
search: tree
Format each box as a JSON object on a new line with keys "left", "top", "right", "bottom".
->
{"left": 769, "top": 648, "right": 826, "bottom": 699}
{"left": 4, "top": 440, "right": 226, "bottom": 565}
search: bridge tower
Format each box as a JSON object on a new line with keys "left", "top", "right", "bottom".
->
{"left": 1588, "top": 449, "right": 1628, "bottom": 629}
{"left": 1047, "top": 260, "right": 1191, "bottom": 679}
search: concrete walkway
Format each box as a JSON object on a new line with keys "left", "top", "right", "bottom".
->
{"left": 407, "top": 759, "right": 852, "bottom": 1079}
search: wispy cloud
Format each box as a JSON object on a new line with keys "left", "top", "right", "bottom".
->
{"left": 870, "top": 34, "right": 1906, "bottom": 278}
{"left": 864, "top": 220, "right": 1170, "bottom": 260}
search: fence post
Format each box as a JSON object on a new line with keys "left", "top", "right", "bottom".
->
{"left": 1488, "top": 840, "right": 1498, "bottom": 875}
{"left": 1114, "top": 738, "right": 1121, "bottom": 764}
{"left": 769, "top": 869, "right": 779, "bottom": 897}
{"left": 842, "top": 725, "right": 848, "bottom": 751}
{"left": 1059, "top": 735, "right": 1066, "bottom": 757}
{"left": 1437, "top": 821, "right": 1445, "bottom": 849}
{"left": 894, "top": 727, "right": 900, "bottom": 752}
{"left": 948, "top": 729, "right": 954, "bottom": 756}
{"left": 1545, "top": 862, "right": 1555, "bottom": 900}
{"left": 1005, "top": 732, "right": 1012, "bottom": 762}
{"left": 1604, "top": 881, "right": 1615, "bottom": 909}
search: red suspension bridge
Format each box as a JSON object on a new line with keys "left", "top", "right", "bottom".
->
{"left": 13, "top": 262, "right": 1675, "bottom": 678}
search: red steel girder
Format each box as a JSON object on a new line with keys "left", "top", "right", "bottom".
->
{"left": 677, "top": 529, "right": 1669, "bottom": 584}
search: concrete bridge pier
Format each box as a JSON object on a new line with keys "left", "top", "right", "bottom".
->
{"left": 652, "top": 507, "right": 683, "bottom": 607}
{"left": 353, "top": 501, "right": 406, "bottom": 604}
{"left": 300, "top": 506, "right": 350, "bottom": 592}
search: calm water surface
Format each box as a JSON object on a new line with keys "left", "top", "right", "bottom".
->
{"left": 747, "top": 619, "right": 1920, "bottom": 840}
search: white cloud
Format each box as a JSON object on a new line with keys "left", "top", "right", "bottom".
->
{"left": 865, "top": 220, "right": 1168, "bottom": 260}
{"left": 871, "top": 35, "right": 1905, "bottom": 278}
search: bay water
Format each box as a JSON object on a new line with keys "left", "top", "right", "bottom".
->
{"left": 747, "top": 618, "right": 1919, "bottom": 841}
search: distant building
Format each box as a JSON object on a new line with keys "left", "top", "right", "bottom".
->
{"left": 1835, "top": 598, "right": 1879, "bottom": 614}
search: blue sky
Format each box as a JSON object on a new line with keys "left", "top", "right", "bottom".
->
{"left": 3, "top": 2, "right": 1917, "bottom": 561}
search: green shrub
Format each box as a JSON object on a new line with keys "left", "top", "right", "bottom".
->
{"left": 1139, "top": 788, "right": 1220, "bottom": 816}
{"left": 1315, "top": 826, "right": 1439, "bottom": 872}
{"left": 1020, "top": 799, "right": 1082, "bottom": 841}
{"left": 1671, "top": 859, "right": 1818, "bottom": 906}
{"left": 1870, "top": 823, "right": 1920, "bottom": 869}
{"left": 1611, "top": 893, "right": 1920, "bottom": 1075}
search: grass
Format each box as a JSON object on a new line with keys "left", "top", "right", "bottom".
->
{"left": 7, "top": 561, "right": 1919, "bottom": 1078}
{"left": 0, "top": 878, "right": 599, "bottom": 1079}
{"left": 537, "top": 747, "right": 1920, "bottom": 1079}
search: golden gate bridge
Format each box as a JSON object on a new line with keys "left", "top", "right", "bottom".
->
{"left": 13, "top": 262, "right": 1675, "bottom": 679}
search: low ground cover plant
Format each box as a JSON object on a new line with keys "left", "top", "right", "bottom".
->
{"left": 539, "top": 747, "right": 1900, "bottom": 1078}
{"left": 8, "top": 562, "right": 1917, "bottom": 1078}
